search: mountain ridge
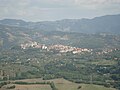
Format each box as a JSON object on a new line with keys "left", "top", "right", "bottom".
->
{"left": 0, "top": 14, "right": 120, "bottom": 49}
{"left": 0, "top": 14, "right": 120, "bottom": 34}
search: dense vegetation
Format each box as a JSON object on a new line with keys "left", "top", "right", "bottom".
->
{"left": 0, "top": 44, "right": 120, "bottom": 89}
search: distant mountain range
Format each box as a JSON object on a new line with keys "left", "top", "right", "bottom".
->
{"left": 0, "top": 14, "right": 120, "bottom": 34}
{"left": 0, "top": 14, "right": 120, "bottom": 49}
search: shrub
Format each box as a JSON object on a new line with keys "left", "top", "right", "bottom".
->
{"left": 0, "top": 82, "right": 7, "bottom": 88}
{"left": 104, "top": 83, "right": 110, "bottom": 88}
{"left": 77, "top": 86, "right": 82, "bottom": 89}
{"left": 6, "top": 85, "right": 15, "bottom": 89}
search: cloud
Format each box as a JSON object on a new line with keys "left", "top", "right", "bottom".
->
{"left": 0, "top": 0, "right": 120, "bottom": 21}
{"left": 74, "top": 0, "right": 120, "bottom": 5}
{"left": 73, "top": 0, "right": 120, "bottom": 10}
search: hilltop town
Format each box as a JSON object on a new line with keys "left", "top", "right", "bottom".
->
{"left": 20, "top": 41, "right": 92, "bottom": 54}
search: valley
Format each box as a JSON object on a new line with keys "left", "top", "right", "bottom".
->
{"left": 0, "top": 15, "right": 120, "bottom": 90}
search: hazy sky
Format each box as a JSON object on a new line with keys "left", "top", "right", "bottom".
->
{"left": 0, "top": 0, "right": 120, "bottom": 21}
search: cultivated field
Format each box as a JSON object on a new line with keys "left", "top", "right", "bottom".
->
{"left": 8, "top": 78, "right": 116, "bottom": 90}
{"left": 48, "top": 78, "right": 116, "bottom": 90}
{"left": 12, "top": 84, "right": 51, "bottom": 90}
{"left": 55, "top": 83, "right": 116, "bottom": 90}
{"left": 1, "top": 84, "right": 52, "bottom": 90}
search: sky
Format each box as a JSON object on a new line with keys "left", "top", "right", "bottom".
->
{"left": 0, "top": 0, "right": 120, "bottom": 21}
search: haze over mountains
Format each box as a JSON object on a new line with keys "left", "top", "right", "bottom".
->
{"left": 0, "top": 14, "right": 120, "bottom": 34}
{"left": 0, "top": 13, "right": 120, "bottom": 90}
{"left": 0, "top": 14, "right": 120, "bottom": 49}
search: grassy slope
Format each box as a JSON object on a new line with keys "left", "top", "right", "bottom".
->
{"left": 13, "top": 78, "right": 116, "bottom": 90}
{"left": 81, "top": 84, "right": 116, "bottom": 90}
{"left": 56, "top": 83, "right": 116, "bottom": 90}
{"left": 49, "top": 78, "right": 116, "bottom": 90}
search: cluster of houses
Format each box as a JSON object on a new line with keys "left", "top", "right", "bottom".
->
{"left": 96, "top": 48, "right": 120, "bottom": 55}
{"left": 20, "top": 41, "right": 92, "bottom": 54}
{"left": 20, "top": 42, "right": 48, "bottom": 50}
{"left": 48, "top": 44, "right": 92, "bottom": 54}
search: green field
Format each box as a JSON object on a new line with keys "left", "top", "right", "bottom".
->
{"left": 81, "top": 84, "right": 116, "bottom": 90}
{"left": 91, "top": 59, "right": 117, "bottom": 65}
{"left": 50, "top": 78, "right": 116, "bottom": 90}
{"left": 55, "top": 83, "right": 116, "bottom": 90}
